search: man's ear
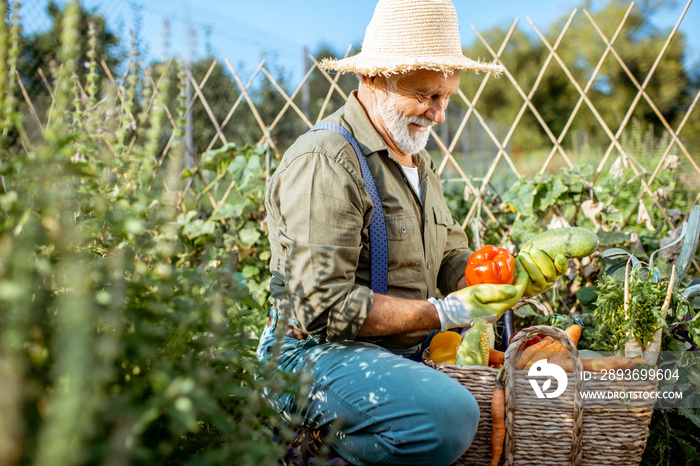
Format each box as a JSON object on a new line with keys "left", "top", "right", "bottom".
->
{"left": 363, "top": 76, "right": 391, "bottom": 96}
{"left": 360, "top": 75, "right": 377, "bottom": 92}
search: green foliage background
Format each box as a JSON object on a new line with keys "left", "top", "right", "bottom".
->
{"left": 1, "top": 2, "right": 297, "bottom": 465}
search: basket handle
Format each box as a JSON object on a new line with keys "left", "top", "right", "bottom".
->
{"left": 501, "top": 325, "right": 585, "bottom": 466}
{"left": 511, "top": 297, "right": 552, "bottom": 316}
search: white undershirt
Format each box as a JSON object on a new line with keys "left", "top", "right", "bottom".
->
{"left": 401, "top": 165, "right": 421, "bottom": 199}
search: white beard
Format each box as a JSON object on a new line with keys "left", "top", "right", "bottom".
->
{"left": 377, "top": 95, "right": 435, "bottom": 156}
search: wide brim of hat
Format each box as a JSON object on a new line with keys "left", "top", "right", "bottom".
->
{"left": 320, "top": 53, "right": 504, "bottom": 77}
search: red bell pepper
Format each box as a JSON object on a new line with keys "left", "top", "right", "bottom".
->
{"left": 465, "top": 245, "right": 515, "bottom": 287}
{"left": 510, "top": 332, "right": 545, "bottom": 347}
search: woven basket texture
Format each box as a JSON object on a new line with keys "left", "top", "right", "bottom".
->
{"left": 423, "top": 325, "right": 657, "bottom": 466}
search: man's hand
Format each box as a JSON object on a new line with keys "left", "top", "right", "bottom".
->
{"left": 516, "top": 247, "right": 568, "bottom": 297}
{"left": 429, "top": 261, "right": 527, "bottom": 332}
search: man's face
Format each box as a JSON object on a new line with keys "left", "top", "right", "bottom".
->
{"left": 375, "top": 69, "right": 461, "bottom": 156}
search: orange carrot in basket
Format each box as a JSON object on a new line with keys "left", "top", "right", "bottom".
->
{"left": 523, "top": 325, "right": 581, "bottom": 369}
{"left": 537, "top": 325, "right": 581, "bottom": 354}
{"left": 548, "top": 351, "right": 579, "bottom": 372}
{"left": 491, "top": 378, "right": 505, "bottom": 466}
{"left": 489, "top": 348, "right": 505, "bottom": 367}
{"left": 523, "top": 340, "right": 566, "bottom": 369}
{"left": 515, "top": 336, "right": 554, "bottom": 369}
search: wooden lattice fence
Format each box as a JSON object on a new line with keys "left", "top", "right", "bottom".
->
{"left": 16, "top": 1, "right": 700, "bottom": 246}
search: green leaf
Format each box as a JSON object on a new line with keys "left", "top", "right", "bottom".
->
{"left": 238, "top": 226, "right": 261, "bottom": 248}
{"left": 180, "top": 167, "right": 196, "bottom": 179}
{"left": 124, "top": 219, "right": 144, "bottom": 235}
{"left": 600, "top": 208, "right": 624, "bottom": 225}
{"left": 534, "top": 176, "right": 567, "bottom": 211}
{"left": 563, "top": 165, "right": 594, "bottom": 194}
{"left": 502, "top": 179, "right": 535, "bottom": 215}
{"left": 666, "top": 338, "right": 692, "bottom": 352}
{"left": 596, "top": 230, "right": 631, "bottom": 247}
{"left": 228, "top": 156, "right": 248, "bottom": 182}
{"left": 201, "top": 142, "right": 239, "bottom": 171}
{"left": 183, "top": 219, "right": 216, "bottom": 239}
{"left": 567, "top": 179, "right": 584, "bottom": 194}
{"left": 509, "top": 216, "right": 541, "bottom": 246}
{"left": 211, "top": 204, "right": 239, "bottom": 221}
{"left": 576, "top": 286, "right": 598, "bottom": 307}
{"left": 679, "top": 401, "right": 700, "bottom": 428}
{"left": 242, "top": 154, "right": 263, "bottom": 184}
{"left": 675, "top": 205, "right": 700, "bottom": 287}
{"left": 0, "top": 191, "right": 18, "bottom": 210}
{"left": 241, "top": 295, "right": 262, "bottom": 311}
{"left": 241, "top": 265, "right": 260, "bottom": 278}
{"left": 204, "top": 142, "right": 238, "bottom": 158}
{"left": 174, "top": 211, "right": 198, "bottom": 226}
{"left": 602, "top": 248, "right": 633, "bottom": 261}
{"left": 678, "top": 421, "right": 700, "bottom": 447}
{"left": 514, "top": 304, "right": 538, "bottom": 318}
{"left": 0, "top": 281, "right": 26, "bottom": 301}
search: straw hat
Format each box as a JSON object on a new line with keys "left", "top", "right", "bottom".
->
{"left": 320, "top": 0, "right": 504, "bottom": 77}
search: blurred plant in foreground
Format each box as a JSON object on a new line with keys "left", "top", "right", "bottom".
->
{"left": 0, "top": 1, "right": 296, "bottom": 465}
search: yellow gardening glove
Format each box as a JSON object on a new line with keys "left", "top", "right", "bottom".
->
{"left": 515, "top": 247, "right": 569, "bottom": 297}
{"left": 430, "top": 261, "right": 528, "bottom": 331}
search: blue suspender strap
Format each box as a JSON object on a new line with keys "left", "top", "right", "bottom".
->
{"left": 308, "top": 123, "right": 388, "bottom": 295}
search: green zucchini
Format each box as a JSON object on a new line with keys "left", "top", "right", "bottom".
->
{"left": 520, "top": 227, "right": 599, "bottom": 259}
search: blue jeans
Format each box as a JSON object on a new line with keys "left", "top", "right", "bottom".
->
{"left": 256, "top": 310, "right": 479, "bottom": 466}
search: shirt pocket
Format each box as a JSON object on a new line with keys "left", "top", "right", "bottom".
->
{"left": 432, "top": 206, "right": 453, "bottom": 253}
{"left": 385, "top": 213, "right": 422, "bottom": 286}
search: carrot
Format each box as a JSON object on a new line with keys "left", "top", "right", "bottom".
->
{"left": 548, "top": 351, "right": 576, "bottom": 372}
{"left": 550, "top": 355, "right": 635, "bottom": 372}
{"left": 548, "top": 349, "right": 568, "bottom": 363}
{"left": 540, "top": 340, "right": 566, "bottom": 352}
{"left": 522, "top": 325, "right": 581, "bottom": 369}
{"left": 491, "top": 378, "right": 505, "bottom": 466}
{"left": 515, "top": 336, "right": 554, "bottom": 369}
{"left": 565, "top": 324, "right": 581, "bottom": 346}
{"left": 523, "top": 340, "right": 566, "bottom": 369}
{"left": 489, "top": 348, "right": 505, "bottom": 367}
{"left": 534, "top": 325, "right": 580, "bottom": 354}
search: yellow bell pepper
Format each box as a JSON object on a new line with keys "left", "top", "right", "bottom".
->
{"left": 429, "top": 331, "right": 462, "bottom": 364}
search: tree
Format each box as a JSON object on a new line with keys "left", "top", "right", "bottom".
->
{"left": 186, "top": 58, "right": 242, "bottom": 157}
{"left": 18, "top": 1, "right": 122, "bottom": 103}
{"left": 458, "top": 0, "right": 692, "bottom": 157}
{"left": 556, "top": 0, "right": 689, "bottom": 143}
{"left": 154, "top": 56, "right": 300, "bottom": 162}
{"left": 294, "top": 45, "right": 360, "bottom": 124}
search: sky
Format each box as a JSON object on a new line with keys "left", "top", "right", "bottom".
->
{"left": 23, "top": 0, "right": 700, "bottom": 85}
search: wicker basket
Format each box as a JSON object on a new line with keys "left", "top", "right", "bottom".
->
{"left": 424, "top": 324, "right": 658, "bottom": 465}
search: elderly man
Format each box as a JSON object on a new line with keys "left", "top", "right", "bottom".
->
{"left": 257, "top": 0, "right": 567, "bottom": 464}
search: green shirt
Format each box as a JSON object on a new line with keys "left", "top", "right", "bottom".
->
{"left": 265, "top": 91, "right": 472, "bottom": 349}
